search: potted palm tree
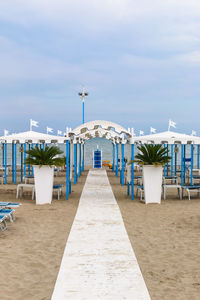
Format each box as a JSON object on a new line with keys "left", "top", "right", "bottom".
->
{"left": 132, "top": 144, "right": 171, "bottom": 204}
{"left": 25, "top": 146, "right": 65, "bottom": 205}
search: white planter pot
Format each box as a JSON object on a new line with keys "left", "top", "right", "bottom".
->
{"left": 34, "top": 166, "right": 54, "bottom": 205}
{"left": 143, "top": 165, "right": 162, "bottom": 204}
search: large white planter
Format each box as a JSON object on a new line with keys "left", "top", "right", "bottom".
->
{"left": 143, "top": 165, "right": 162, "bottom": 204}
{"left": 34, "top": 165, "right": 54, "bottom": 205}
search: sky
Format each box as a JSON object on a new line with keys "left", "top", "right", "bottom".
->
{"left": 0, "top": 0, "right": 200, "bottom": 135}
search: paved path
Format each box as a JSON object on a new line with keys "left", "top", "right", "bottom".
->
{"left": 52, "top": 170, "right": 151, "bottom": 300}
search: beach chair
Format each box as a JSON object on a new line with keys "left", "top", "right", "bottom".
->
{"left": 0, "top": 174, "right": 4, "bottom": 184}
{"left": 0, "top": 202, "right": 21, "bottom": 208}
{"left": 0, "top": 209, "right": 15, "bottom": 222}
{"left": 24, "top": 175, "right": 34, "bottom": 184}
{"left": 163, "top": 176, "right": 178, "bottom": 185}
{"left": 135, "top": 185, "right": 144, "bottom": 202}
{"left": 16, "top": 184, "right": 35, "bottom": 200}
{"left": 182, "top": 185, "right": 200, "bottom": 200}
{"left": 163, "top": 184, "right": 182, "bottom": 200}
{"left": 0, "top": 215, "right": 7, "bottom": 231}
{"left": 53, "top": 184, "right": 64, "bottom": 200}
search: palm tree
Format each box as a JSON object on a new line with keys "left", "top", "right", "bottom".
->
{"left": 25, "top": 145, "right": 65, "bottom": 167}
{"left": 130, "top": 144, "right": 171, "bottom": 166}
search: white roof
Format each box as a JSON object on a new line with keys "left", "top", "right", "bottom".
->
{"left": 72, "top": 120, "right": 130, "bottom": 136}
{"left": 0, "top": 130, "right": 68, "bottom": 144}
{"left": 133, "top": 131, "right": 200, "bottom": 145}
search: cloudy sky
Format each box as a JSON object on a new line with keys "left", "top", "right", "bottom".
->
{"left": 0, "top": 0, "right": 200, "bottom": 135}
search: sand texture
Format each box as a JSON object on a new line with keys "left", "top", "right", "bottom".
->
{"left": 108, "top": 170, "right": 200, "bottom": 300}
{"left": 0, "top": 170, "right": 88, "bottom": 300}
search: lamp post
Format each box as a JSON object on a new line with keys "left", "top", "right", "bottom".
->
{"left": 78, "top": 88, "right": 88, "bottom": 124}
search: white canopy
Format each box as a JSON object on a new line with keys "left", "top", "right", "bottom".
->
{"left": 133, "top": 131, "right": 200, "bottom": 145}
{"left": 0, "top": 130, "right": 68, "bottom": 144}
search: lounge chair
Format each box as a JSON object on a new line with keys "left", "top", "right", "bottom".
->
{"left": 0, "top": 202, "right": 21, "bottom": 208}
{"left": 182, "top": 185, "right": 200, "bottom": 200}
{"left": 24, "top": 175, "right": 34, "bottom": 184}
{"left": 0, "top": 209, "right": 15, "bottom": 222}
{"left": 16, "top": 184, "right": 35, "bottom": 200}
{"left": 0, "top": 215, "right": 7, "bottom": 231}
{"left": 135, "top": 185, "right": 144, "bottom": 202}
{"left": 53, "top": 184, "right": 64, "bottom": 200}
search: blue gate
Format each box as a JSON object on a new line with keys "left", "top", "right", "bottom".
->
{"left": 93, "top": 149, "right": 102, "bottom": 168}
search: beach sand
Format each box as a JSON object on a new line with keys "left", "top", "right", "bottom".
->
{"left": 1, "top": 168, "right": 200, "bottom": 300}
{"left": 107, "top": 169, "right": 200, "bottom": 300}
{"left": 0, "top": 170, "right": 88, "bottom": 300}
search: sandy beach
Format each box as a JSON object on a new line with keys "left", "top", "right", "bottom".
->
{"left": 108, "top": 169, "right": 200, "bottom": 300}
{"left": 0, "top": 170, "right": 88, "bottom": 300}
{"left": 1, "top": 168, "right": 200, "bottom": 299}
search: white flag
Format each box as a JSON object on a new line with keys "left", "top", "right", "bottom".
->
{"left": 150, "top": 127, "right": 156, "bottom": 134}
{"left": 57, "top": 130, "right": 62, "bottom": 135}
{"left": 30, "top": 119, "right": 39, "bottom": 130}
{"left": 4, "top": 129, "right": 9, "bottom": 136}
{"left": 47, "top": 127, "right": 53, "bottom": 134}
{"left": 139, "top": 130, "right": 144, "bottom": 136}
{"left": 191, "top": 130, "right": 197, "bottom": 136}
{"left": 168, "top": 119, "right": 176, "bottom": 130}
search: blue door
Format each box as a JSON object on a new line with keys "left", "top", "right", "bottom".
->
{"left": 94, "top": 150, "right": 101, "bottom": 168}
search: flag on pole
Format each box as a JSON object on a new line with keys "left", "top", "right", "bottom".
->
{"left": 4, "top": 129, "right": 8, "bottom": 136}
{"left": 47, "top": 127, "right": 53, "bottom": 134}
{"left": 57, "top": 130, "right": 62, "bottom": 135}
{"left": 30, "top": 119, "right": 39, "bottom": 131}
{"left": 191, "top": 130, "right": 197, "bottom": 136}
{"left": 150, "top": 127, "right": 156, "bottom": 134}
{"left": 168, "top": 119, "right": 176, "bottom": 131}
{"left": 139, "top": 130, "right": 144, "bottom": 136}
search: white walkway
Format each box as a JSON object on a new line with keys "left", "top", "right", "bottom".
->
{"left": 52, "top": 170, "right": 151, "bottom": 300}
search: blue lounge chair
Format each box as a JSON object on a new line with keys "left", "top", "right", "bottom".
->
{"left": 53, "top": 184, "right": 64, "bottom": 200}
{"left": 0, "top": 215, "right": 7, "bottom": 231}
{"left": 0, "top": 209, "right": 15, "bottom": 222}
{"left": 0, "top": 202, "right": 21, "bottom": 208}
{"left": 182, "top": 185, "right": 200, "bottom": 200}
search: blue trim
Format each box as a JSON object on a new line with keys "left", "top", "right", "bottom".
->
{"left": 31, "top": 144, "right": 34, "bottom": 175}
{"left": 175, "top": 145, "right": 177, "bottom": 176}
{"left": 12, "top": 143, "right": 14, "bottom": 182}
{"left": 181, "top": 144, "right": 184, "bottom": 186}
{"left": 79, "top": 143, "right": 81, "bottom": 177}
{"left": 113, "top": 143, "right": 115, "bottom": 172}
{"left": 183, "top": 145, "right": 186, "bottom": 184}
{"left": 116, "top": 143, "right": 119, "bottom": 177}
{"left": 74, "top": 143, "right": 77, "bottom": 184}
{"left": 24, "top": 144, "right": 26, "bottom": 176}
{"left": 66, "top": 141, "right": 69, "bottom": 199}
{"left": 171, "top": 144, "right": 173, "bottom": 176}
{"left": 191, "top": 144, "right": 193, "bottom": 185}
{"left": 28, "top": 144, "right": 31, "bottom": 175}
{"left": 43, "top": 143, "right": 45, "bottom": 151}
{"left": 21, "top": 144, "right": 23, "bottom": 183}
{"left": 127, "top": 182, "right": 130, "bottom": 196}
{"left": 2, "top": 143, "right": 4, "bottom": 166}
{"left": 14, "top": 143, "right": 17, "bottom": 184}
{"left": 82, "top": 144, "right": 84, "bottom": 172}
{"left": 131, "top": 144, "right": 134, "bottom": 200}
{"left": 163, "top": 144, "right": 166, "bottom": 176}
{"left": 121, "top": 144, "right": 125, "bottom": 186}
{"left": 197, "top": 145, "right": 200, "bottom": 169}
{"left": 167, "top": 144, "right": 169, "bottom": 176}
{"left": 4, "top": 143, "right": 7, "bottom": 184}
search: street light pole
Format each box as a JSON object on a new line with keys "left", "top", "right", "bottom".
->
{"left": 78, "top": 88, "right": 88, "bottom": 124}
